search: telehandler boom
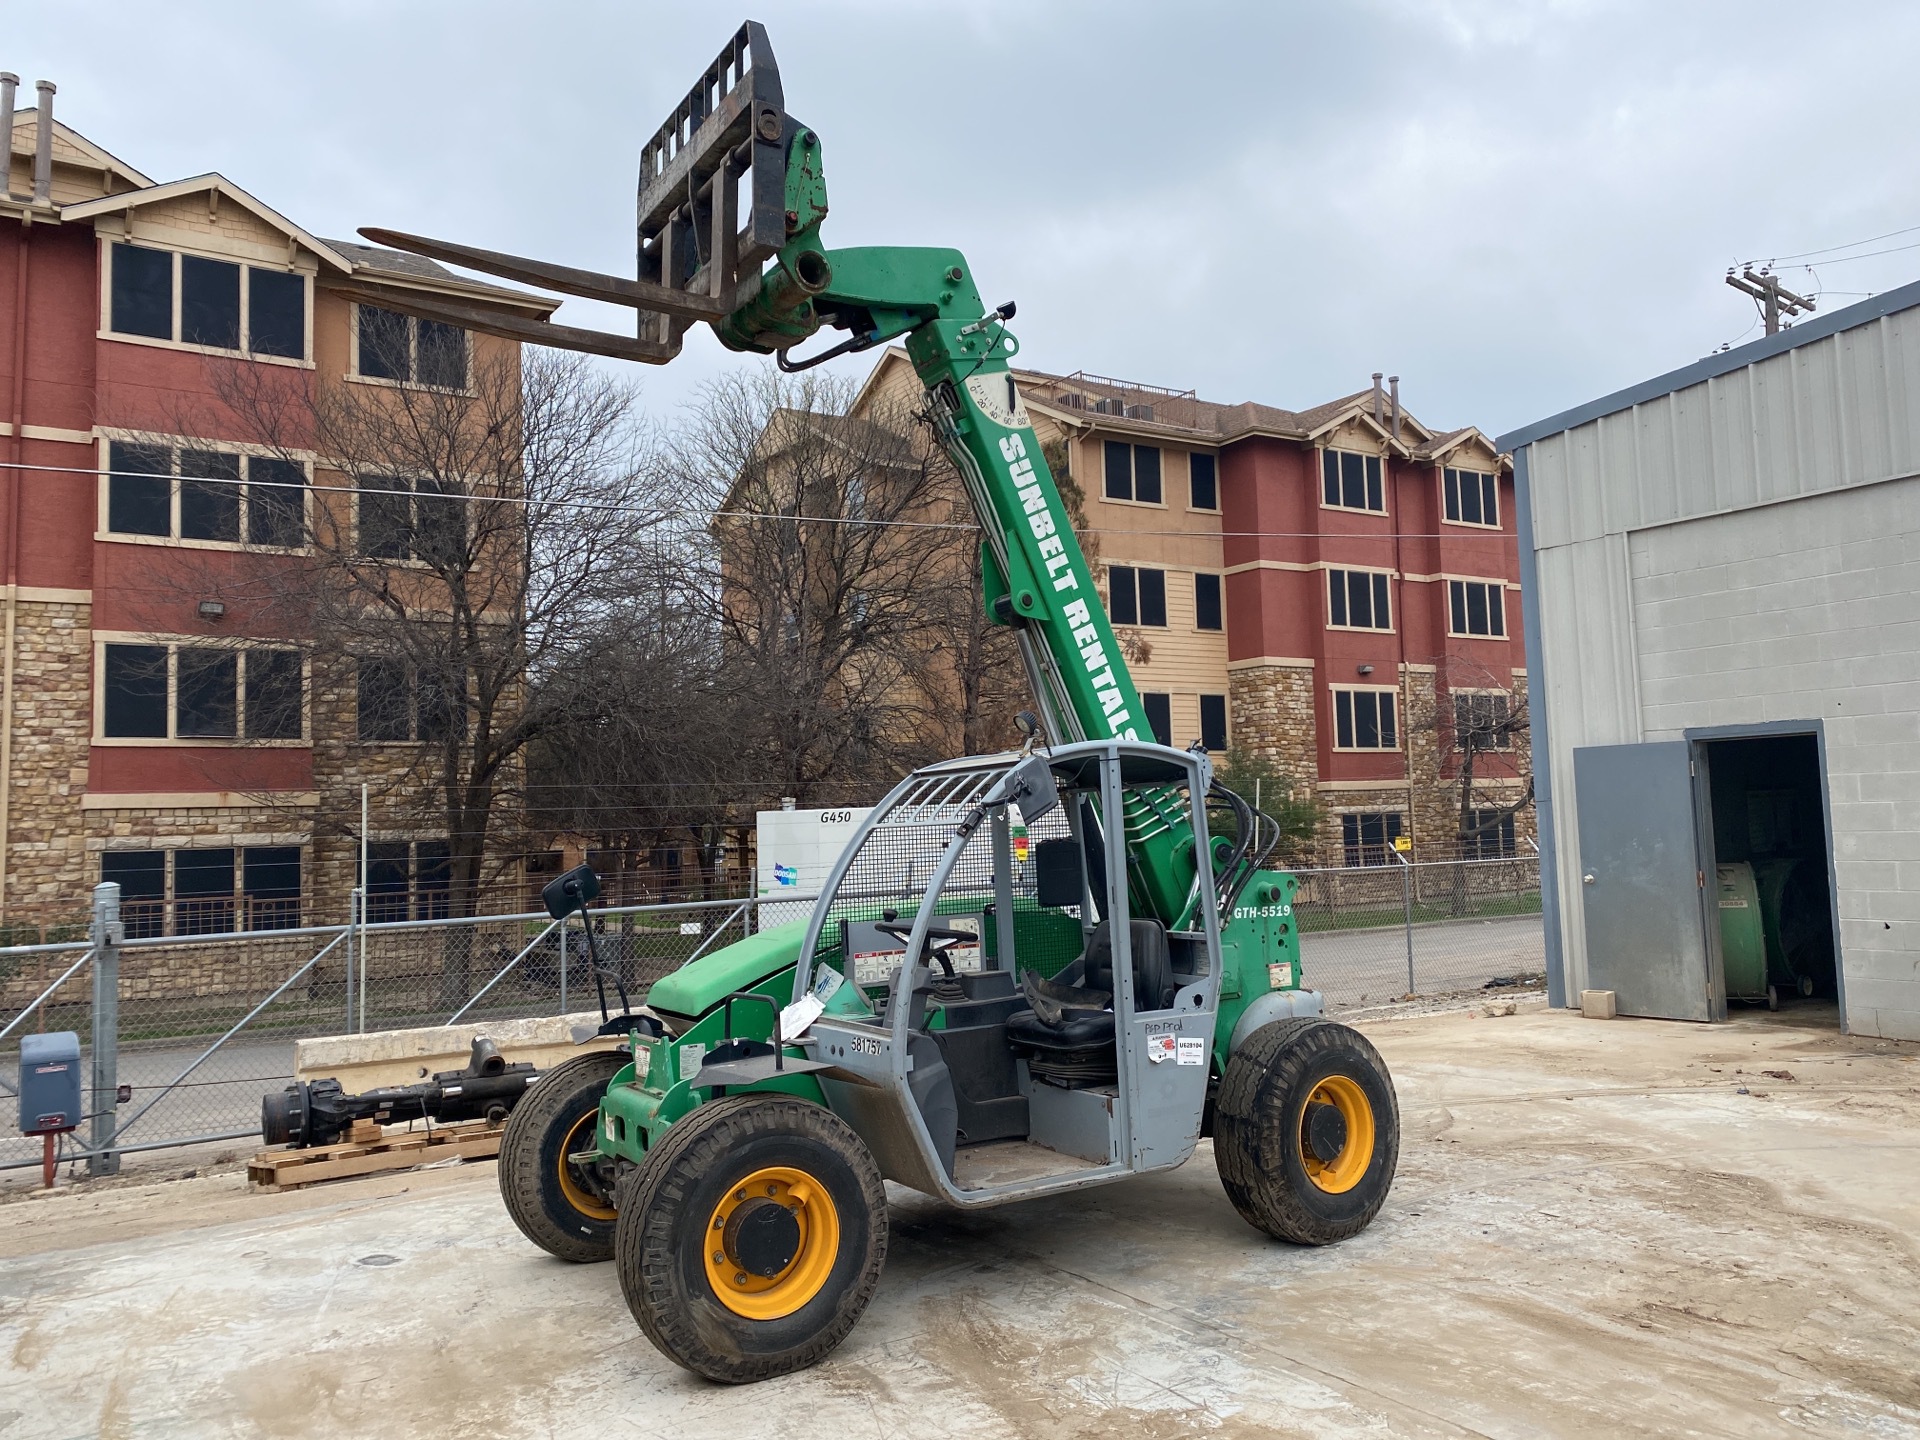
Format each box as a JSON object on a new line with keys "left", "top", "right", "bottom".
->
{"left": 369, "top": 21, "right": 1399, "bottom": 1382}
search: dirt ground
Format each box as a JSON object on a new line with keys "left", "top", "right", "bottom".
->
{"left": 2, "top": 1001, "right": 1916, "bottom": 1439}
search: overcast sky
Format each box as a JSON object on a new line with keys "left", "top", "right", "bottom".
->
{"left": 11, "top": 1, "right": 1920, "bottom": 437}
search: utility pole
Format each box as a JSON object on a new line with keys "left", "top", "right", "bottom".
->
{"left": 1726, "top": 267, "right": 1815, "bottom": 336}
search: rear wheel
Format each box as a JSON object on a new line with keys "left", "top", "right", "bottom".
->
{"left": 1214, "top": 1018, "right": 1399, "bottom": 1245}
{"left": 616, "top": 1093, "right": 887, "bottom": 1383}
{"left": 498, "top": 1048, "right": 627, "bottom": 1263}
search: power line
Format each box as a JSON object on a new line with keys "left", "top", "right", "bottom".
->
{"left": 1749, "top": 222, "right": 1920, "bottom": 266}
{"left": 0, "top": 457, "right": 1526, "bottom": 545}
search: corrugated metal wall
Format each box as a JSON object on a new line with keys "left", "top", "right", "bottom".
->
{"left": 1524, "top": 305, "right": 1920, "bottom": 1040}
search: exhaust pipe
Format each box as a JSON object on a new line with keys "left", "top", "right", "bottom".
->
{"left": 1389, "top": 375, "right": 1401, "bottom": 442}
{"left": 1371, "top": 372, "right": 1383, "bottom": 424}
{"left": 0, "top": 75, "right": 17, "bottom": 201}
{"left": 32, "top": 80, "right": 53, "bottom": 206}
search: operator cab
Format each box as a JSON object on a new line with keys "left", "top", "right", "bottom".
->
{"left": 793, "top": 740, "right": 1224, "bottom": 1205}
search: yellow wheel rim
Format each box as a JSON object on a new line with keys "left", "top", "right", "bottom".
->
{"left": 555, "top": 1110, "right": 617, "bottom": 1222}
{"left": 1299, "top": 1075, "right": 1375, "bottom": 1195}
{"left": 702, "top": 1165, "right": 841, "bottom": 1321}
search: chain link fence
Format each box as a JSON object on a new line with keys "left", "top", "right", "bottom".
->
{"left": 0, "top": 858, "right": 1541, "bottom": 1174}
{"left": 1293, "top": 854, "right": 1545, "bottom": 1010}
{"left": 0, "top": 885, "right": 819, "bottom": 1175}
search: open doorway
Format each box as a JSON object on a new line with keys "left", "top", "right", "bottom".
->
{"left": 1697, "top": 731, "right": 1841, "bottom": 1022}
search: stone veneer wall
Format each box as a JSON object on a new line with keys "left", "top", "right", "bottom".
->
{"left": 2, "top": 600, "right": 94, "bottom": 928}
{"left": 1230, "top": 663, "right": 1536, "bottom": 867}
{"left": 1227, "top": 662, "right": 1317, "bottom": 796}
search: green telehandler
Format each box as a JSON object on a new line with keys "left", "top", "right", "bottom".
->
{"left": 365, "top": 21, "right": 1399, "bottom": 1383}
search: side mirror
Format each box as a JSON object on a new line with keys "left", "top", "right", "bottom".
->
{"left": 541, "top": 863, "right": 600, "bottom": 921}
{"left": 1006, "top": 753, "right": 1059, "bottom": 823}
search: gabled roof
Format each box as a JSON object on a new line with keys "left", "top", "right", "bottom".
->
{"left": 1415, "top": 426, "right": 1499, "bottom": 465}
{"left": 9, "top": 110, "right": 152, "bottom": 190}
{"left": 62, "top": 173, "right": 354, "bottom": 271}
{"left": 322, "top": 238, "right": 559, "bottom": 317}
{"left": 853, "top": 347, "right": 1494, "bottom": 462}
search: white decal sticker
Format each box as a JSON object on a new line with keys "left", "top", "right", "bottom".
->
{"left": 811, "top": 967, "right": 846, "bottom": 1003}
{"left": 779, "top": 993, "right": 825, "bottom": 1042}
{"left": 1268, "top": 961, "right": 1293, "bottom": 988}
{"left": 1176, "top": 1037, "right": 1206, "bottom": 1066}
{"left": 1147, "top": 1033, "right": 1177, "bottom": 1065}
{"left": 965, "top": 370, "right": 1031, "bottom": 430}
{"left": 679, "top": 921, "right": 703, "bottom": 935}
{"left": 677, "top": 1043, "right": 705, "bottom": 1083}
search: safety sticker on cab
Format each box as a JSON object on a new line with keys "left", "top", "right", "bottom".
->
{"left": 1147, "top": 1033, "right": 1177, "bottom": 1064}
{"left": 1176, "top": 1037, "right": 1206, "bottom": 1066}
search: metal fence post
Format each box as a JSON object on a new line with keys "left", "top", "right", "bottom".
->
{"left": 344, "top": 888, "right": 357, "bottom": 1033}
{"left": 1398, "top": 852, "right": 1414, "bottom": 997}
{"left": 558, "top": 918, "right": 569, "bottom": 1014}
{"left": 88, "top": 882, "right": 123, "bottom": 1178}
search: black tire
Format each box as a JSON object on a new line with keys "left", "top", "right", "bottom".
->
{"left": 616, "top": 1093, "right": 888, "bottom": 1383}
{"left": 1214, "top": 1018, "right": 1399, "bottom": 1245}
{"left": 498, "top": 1048, "right": 628, "bottom": 1263}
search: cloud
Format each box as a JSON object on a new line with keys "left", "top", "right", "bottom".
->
{"left": 10, "top": 0, "right": 1919, "bottom": 433}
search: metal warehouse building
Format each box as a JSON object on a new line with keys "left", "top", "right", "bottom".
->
{"left": 1499, "top": 280, "right": 1920, "bottom": 1041}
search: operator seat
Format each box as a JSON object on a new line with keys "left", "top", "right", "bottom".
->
{"left": 1005, "top": 919, "right": 1174, "bottom": 1087}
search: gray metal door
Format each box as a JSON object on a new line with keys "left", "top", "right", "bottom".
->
{"left": 1572, "top": 742, "right": 1714, "bottom": 1021}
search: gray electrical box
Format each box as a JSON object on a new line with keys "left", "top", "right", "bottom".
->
{"left": 19, "top": 1031, "right": 82, "bottom": 1134}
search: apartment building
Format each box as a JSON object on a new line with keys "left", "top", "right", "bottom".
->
{"left": 853, "top": 349, "right": 1530, "bottom": 863}
{"left": 0, "top": 81, "right": 554, "bottom": 937}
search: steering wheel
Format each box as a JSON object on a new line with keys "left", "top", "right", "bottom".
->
{"left": 874, "top": 920, "right": 972, "bottom": 979}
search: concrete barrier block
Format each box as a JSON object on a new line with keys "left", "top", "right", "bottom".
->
{"left": 294, "top": 1012, "right": 627, "bottom": 1090}
{"left": 1581, "top": 989, "right": 1617, "bottom": 1020}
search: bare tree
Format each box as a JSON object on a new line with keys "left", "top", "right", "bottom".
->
{"left": 172, "top": 338, "right": 657, "bottom": 994}
{"left": 1409, "top": 658, "right": 1533, "bottom": 912}
{"left": 678, "top": 369, "right": 961, "bottom": 806}
{"left": 527, "top": 534, "right": 743, "bottom": 899}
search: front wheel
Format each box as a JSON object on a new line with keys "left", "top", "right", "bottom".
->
{"left": 498, "top": 1048, "right": 628, "bottom": 1263}
{"left": 1213, "top": 1018, "right": 1399, "bottom": 1245}
{"left": 616, "top": 1093, "right": 888, "bottom": 1383}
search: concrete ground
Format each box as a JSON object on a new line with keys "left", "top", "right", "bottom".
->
{"left": 2, "top": 1003, "right": 1916, "bottom": 1439}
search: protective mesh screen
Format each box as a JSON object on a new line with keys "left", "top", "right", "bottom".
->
{"left": 811, "top": 762, "right": 1076, "bottom": 984}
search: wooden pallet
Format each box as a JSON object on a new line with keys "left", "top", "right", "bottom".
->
{"left": 247, "top": 1119, "right": 505, "bottom": 1192}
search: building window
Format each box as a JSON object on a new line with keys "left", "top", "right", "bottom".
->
{"left": 357, "top": 659, "right": 462, "bottom": 743}
{"left": 361, "top": 840, "right": 452, "bottom": 922}
{"left": 1444, "top": 467, "right": 1499, "bottom": 527}
{"left": 102, "top": 644, "right": 168, "bottom": 738}
{"left": 1448, "top": 580, "right": 1507, "bottom": 637}
{"left": 1102, "top": 442, "right": 1162, "bottom": 504}
{"left": 1331, "top": 686, "right": 1398, "bottom": 750}
{"left": 1454, "top": 692, "right": 1514, "bottom": 752}
{"left": 1322, "top": 449, "right": 1384, "bottom": 513}
{"left": 1108, "top": 566, "right": 1167, "bottom": 627}
{"left": 101, "top": 846, "right": 303, "bottom": 937}
{"left": 1341, "top": 812, "right": 1404, "bottom": 867}
{"left": 105, "top": 440, "right": 307, "bottom": 547}
{"left": 1194, "top": 572, "right": 1223, "bottom": 631}
{"left": 100, "top": 851, "right": 166, "bottom": 939}
{"left": 106, "top": 242, "right": 308, "bottom": 360}
{"left": 358, "top": 476, "right": 464, "bottom": 564}
{"left": 1141, "top": 692, "right": 1172, "bottom": 746}
{"left": 355, "top": 305, "right": 469, "bottom": 389}
{"left": 1189, "top": 452, "right": 1218, "bottom": 511}
{"left": 1463, "top": 809, "right": 1518, "bottom": 859}
{"left": 243, "top": 846, "right": 303, "bottom": 928}
{"left": 1200, "top": 694, "right": 1228, "bottom": 752}
{"left": 101, "top": 643, "right": 304, "bottom": 741}
{"left": 1327, "top": 568, "right": 1392, "bottom": 630}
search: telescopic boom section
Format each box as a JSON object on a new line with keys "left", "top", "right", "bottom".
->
{"left": 359, "top": 22, "right": 1205, "bottom": 928}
